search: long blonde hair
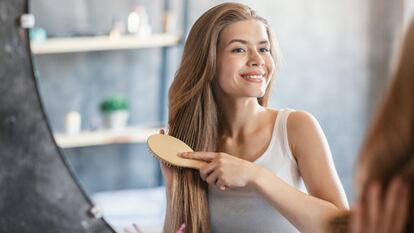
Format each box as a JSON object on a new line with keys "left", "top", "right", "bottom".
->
{"left": 329, "top": 19, "right": 414, "bottom": 233}
{"left": 166, "top": 3, "right": 280, "bottom": 233}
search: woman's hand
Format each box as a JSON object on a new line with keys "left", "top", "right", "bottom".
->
{"left": 179, "top": 152, "right": 261, "bottom": 190}
{"left": 350, "top": 177, "right": 411, "bottom": 233}
{"left": 158, "top": 129, "right": 174, "bottom": 190}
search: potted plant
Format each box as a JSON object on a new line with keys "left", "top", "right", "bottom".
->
{"left": 100, "top": 95, "right": 129, "bottom": 130}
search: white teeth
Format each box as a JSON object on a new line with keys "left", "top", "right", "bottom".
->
{"left": 243, "top": 74, "right": 264, "bottom": 79}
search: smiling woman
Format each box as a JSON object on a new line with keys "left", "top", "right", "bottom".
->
{"left": 163, "top": 2, "right": 349, "bottom": 233}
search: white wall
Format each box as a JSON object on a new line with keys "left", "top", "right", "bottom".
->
{"left": 405, "top": 0, "right": 414, "bottom": 25}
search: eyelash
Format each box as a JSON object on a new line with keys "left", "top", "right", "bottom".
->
{"left": 259, "top": 48, "right": 270, "bottom": 53}
{"left": 231, "top": 47, "right": 270, "bottom": 53}
{"left": 232, "top": 48, "right": 246, "bottom": 53}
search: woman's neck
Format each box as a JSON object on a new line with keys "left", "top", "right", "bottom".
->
{"left": 218, "top": 97, "right": 266, "bottom": 139}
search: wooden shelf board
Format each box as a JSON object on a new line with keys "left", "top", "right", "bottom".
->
{"left": 31, "top": 34, "right": 181, "bottom": 54}
{"left": 54, "top": 126, "right": 160, "bottom": 148}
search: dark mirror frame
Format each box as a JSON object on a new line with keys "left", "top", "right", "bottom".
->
{"left": 0, "top": 1, "right": 115, "bottom": 232}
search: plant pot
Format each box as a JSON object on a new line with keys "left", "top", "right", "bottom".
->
{"left": 102, "top": 110, "right": 129, "bottom": 130}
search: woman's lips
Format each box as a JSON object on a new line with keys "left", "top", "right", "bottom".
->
{"left": 241, "top": 74, "right": 265, "bottom": 83}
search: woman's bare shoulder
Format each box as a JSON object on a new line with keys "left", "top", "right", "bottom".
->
{"left": 286, "top": 110, "right": 323, "bottom": 156}
{"left": 265, "top": 108, "right": 317, "bottom": 126}
{"left": 287, "top": 110, "right": 319, "bottom": 130}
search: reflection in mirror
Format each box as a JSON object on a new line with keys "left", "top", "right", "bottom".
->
{"left": 28, "top": 0, "right": 405, "bottom": 232}
{"left": 29, "top": 0, "right": 185, "bottom": 232}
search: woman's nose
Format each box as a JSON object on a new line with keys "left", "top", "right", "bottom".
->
{"left": 248, "top": 50, "right": 265, "bottom": 67}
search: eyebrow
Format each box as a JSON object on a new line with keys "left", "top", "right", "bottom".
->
{"left": 226, "top": 39, "right": 269, "bottom": 46}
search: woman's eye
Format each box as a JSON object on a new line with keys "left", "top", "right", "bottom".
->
{"left": 259, "top": 47, "right": 270, "bottom": 53}
{"left": 231, "top": 48, "right": 246, "bottom": 53}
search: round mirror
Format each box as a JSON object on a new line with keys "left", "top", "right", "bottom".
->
{"left": 29, "top": 0, "right": 186, "bottom": 232}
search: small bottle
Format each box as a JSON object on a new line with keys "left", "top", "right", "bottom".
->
{"left": 65, "top": 111, "right": 81, "bottom": 135}
{"left": 127, "top": 8, "right": 140, "bottom": 34}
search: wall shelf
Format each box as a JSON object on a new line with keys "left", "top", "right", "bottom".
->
{"left": 54, "top": 126, "right": 160, "bottom": 148}
{"left": 31, "top": 33, "right": 181, "bottom": 54}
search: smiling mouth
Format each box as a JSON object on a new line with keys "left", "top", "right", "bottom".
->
{"left": 241, "top": 74, "right": 266, "bottom": 83}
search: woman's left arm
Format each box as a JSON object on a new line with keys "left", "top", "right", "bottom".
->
{"left": 287, "top": 111, "right": 349, "bottom": 210}
{"left": 258, "top": 110, "right": 349, "bottom": 232}
{"left": 180, "top": 111, "right": 348, "bottom": 233}
{"left": 245, "top": 111, "right": 349, "bottom": 233}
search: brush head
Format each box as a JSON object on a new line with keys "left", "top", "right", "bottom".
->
{"left": 147, "top": 134, "right": 208, "bottom": 170}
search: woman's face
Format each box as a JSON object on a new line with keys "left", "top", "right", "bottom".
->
{"left": 215, "top": 19, "right": 275, "bottom": 99}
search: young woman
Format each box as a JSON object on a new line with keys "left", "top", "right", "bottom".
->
{"left": 162, "top": 3, "right": 348, "bottom": 233}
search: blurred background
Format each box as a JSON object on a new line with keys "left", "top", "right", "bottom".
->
{"left": 29, "top": 0, "right": 414, "bottom": 232}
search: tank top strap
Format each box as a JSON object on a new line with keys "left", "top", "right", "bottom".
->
{"left": 276, "top": 109, "right": 299, "bottom": 168}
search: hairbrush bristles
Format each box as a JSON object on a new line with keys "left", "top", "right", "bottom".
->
{"left": 147, "top": 134, "right": 208, "bottom": 170}
{"left": 147, "top": 147, "right": 176, "bottom": 169}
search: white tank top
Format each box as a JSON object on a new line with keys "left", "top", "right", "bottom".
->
{"left": 208, "top": 109, "right": 306, "bottom": 233}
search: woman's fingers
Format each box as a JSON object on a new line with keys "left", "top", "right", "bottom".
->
{"left": 205, "top": 169, "right": 227, "bottom": 190}
{"left": 200, "top": 162, "right": 217, "bottom": 180}
{"left": 393, "top": 182, "right": 410, "bottom": 233}
{"left": 367, "top": 182, "right": 381, "bottom": 233}
{"left": 350, "top": 203, "right": 362, "bottom": 233}
{"left": 382, "top": 177, "right": 403, "bottom": 232}
{"left": 383, "top": 178, "right": 410, "bottom": 233}
{"left": 216, "top": 178, "right": 228, "bottom": 190}
{"left": 352, "top": 178, "right": 411, "bottom": 233}
{"left": 179, "top": 152, "right": 217, "bottom": 162}
{"left": 205, "top": 169, "right": 220, "bottom": 185}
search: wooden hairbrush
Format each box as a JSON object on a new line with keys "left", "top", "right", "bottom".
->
{"left": 147, "top": 134, "right": 208, "bottom": 169}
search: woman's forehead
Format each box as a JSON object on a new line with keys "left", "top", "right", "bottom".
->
{"left": 219, "top": 20, "right": 269, "bottom": 45}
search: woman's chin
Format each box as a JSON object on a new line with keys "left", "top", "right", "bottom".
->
{"left": 246, "top": 89, "right": 266, "bottom": 98}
